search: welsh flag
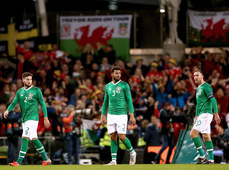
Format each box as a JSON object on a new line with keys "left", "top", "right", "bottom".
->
{"left": 188, "top": 10, "right": 229, "bottom": 46}
{"left": 60, "top": 15, "right": 132, "bottom": 61}
{"left": 82, "top": 119, "right": 101, "bottom": 143}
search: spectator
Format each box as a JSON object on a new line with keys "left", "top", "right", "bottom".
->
{"left": 166, "top": 59, "right": 181, "bottom": 82}
{"left": 99, "top": 57, "right": 111, "bottom": 72}
{"left": 15, "top": 39, "right": 33, "bottom": 61}
{"left": 130, "top": 57, "right": 149, "bottom": 77}
{"left": 152, "top": 103, "right": 175, "bottom": 164}
{"left": 61, "top": 105, "right": 81, "bottom": 164}
{"left": 143, "top": 115, "right": 160, "bottom": 163}
{"left": 146, "top": 61, "right": 163, "bottom": 83}
{"left": 104, "top": 44, "right": 116, "bottom": 65}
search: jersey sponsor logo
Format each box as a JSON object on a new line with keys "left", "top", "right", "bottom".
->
{"left": 28, "top": 93, "right": 33, "bottom": 100}
{"left": 116, "top": 87, "right": 121, "bottom": 93}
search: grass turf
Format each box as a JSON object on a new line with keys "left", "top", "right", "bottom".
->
{"left": 0, "top": 164, "right": 229, "bottom": 170}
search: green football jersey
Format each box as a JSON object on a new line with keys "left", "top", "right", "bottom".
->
{"left": 7, "top": 86, "right": 47, "bottom": 123}
{"left": 196, "top": 82, "right": 217, "bottom": 116}
{"left": 101, "top": 80, "right": 134, "bottom": 115}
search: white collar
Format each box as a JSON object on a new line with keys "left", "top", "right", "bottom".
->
{"left": 24, "top": 85, "right": 33, "bottom": 91}
{"left": 198, "top": 82, "right": 205, "bottom": 88}
{"left": 112, "top": 80, "right": 121, "bottom": 85}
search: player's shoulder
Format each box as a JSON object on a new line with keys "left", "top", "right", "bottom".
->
{"left": 120, "top": 80, "right": 129, "bottom": 87}
{"left": 17, "top": 87, "right": 24, "bottom": 93}
{"left": 204, "top": 82, "right": 212, "bottom": 88}
{"left": 32, "top": 86, "right": 42, "bottom": 92}
{"left": 106, "top": 81, "right": 113, "bottom": 87}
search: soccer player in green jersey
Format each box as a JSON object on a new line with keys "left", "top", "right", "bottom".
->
{"left": 101, "top": 66, "right": 137, "bottom": 165}
{"left": 4, "top": 72, "right": 51, "bottom": 166}
{"left": 190, "top": 69, "right": 221, "bottom": 164}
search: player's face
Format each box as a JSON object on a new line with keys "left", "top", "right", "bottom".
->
{"left": 193, "top": 72, "right": 203, "bottom": 85}
{"left": 112, "top": 70, "right": 121, "bottom": 82}
{"left": 23, "top": 76, "right": 33, "bottom": 88}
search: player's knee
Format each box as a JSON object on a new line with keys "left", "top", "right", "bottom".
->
{"left": 118, "top": 135, "right": 126, "bottom": 141}
{"left": 190, "top": 131, "right": 195, "bottom": 139}
{"left": 110, "top": 133, "right": 117, "bottom": 141}
{"left": 202, "top": 134, "right": 211, "bottom": 141}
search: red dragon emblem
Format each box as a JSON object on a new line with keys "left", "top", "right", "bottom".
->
{"left": 201, "top": 17, "right": 229, "bottom": 42}
{"left": 74, "top": 25, "right": 114, "bottom": 52}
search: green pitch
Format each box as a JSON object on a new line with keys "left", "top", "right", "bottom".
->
{"left": 0, "top": 164, "right": 228, "bottom": 170}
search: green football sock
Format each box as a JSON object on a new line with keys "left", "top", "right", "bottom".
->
{"left": 122, "top": 138, "right": 135, "bottom": 154}
{"left": 111, "top": 140, "right": 118, "bottom": 162}
{"left": 31, "top": 139, "right": 48, "bottom": 161}
{"left": 205, "top": 140, "right": 214, "bottom": 161}
{"left": 192, "top": 137, "right": 205, "bottom": 157}
{"left": 17, "top": 138, "right": 29, "bottom": 164}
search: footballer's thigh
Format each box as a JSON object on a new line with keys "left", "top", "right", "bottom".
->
{"left": 22, "top": 120, "right": 38, "bottom": 140}
{"left": 107, "top": 114, "right": 117, "bottom": 134}
{"left": 193, "top": 113, "right": 213, "bottom": 134}
{"left": 116, "top": 114, "right": 128, "bottom": 135}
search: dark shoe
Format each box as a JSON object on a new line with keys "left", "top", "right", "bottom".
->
{"left": 195, "top": 157, "right": 207, "bottom": 164}
{"left": 203, "top": 160, "right": 214, "bottom": 164}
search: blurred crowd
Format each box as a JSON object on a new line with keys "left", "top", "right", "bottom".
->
{"left": 0, "top": 42, "right": 229, "bottom": 164}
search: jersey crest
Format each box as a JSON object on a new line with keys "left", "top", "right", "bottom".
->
{"left": 116, "top": 86, "right": 121, "bottom": 93}
{"left": 28, "top": 93, "right": 33, "bottom": 100}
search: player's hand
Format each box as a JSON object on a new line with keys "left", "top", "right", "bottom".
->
{"left": 214, "top": 113, "right": 221, "bottom": 125}
{"left": 3, "top": 110, "right": 9, "bottom": 118}
{"left": 101, "top": 115, "right": 106, "bottom": 126}
{"left": 44, "top": 117, "right": 51, "bottom": 128}
{"left": 194, "top": 116, "right": 198, "bottom": 124}
{"left": 129, "top": 113, "right": 136, "bottom": 125}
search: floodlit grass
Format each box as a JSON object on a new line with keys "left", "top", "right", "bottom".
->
{"left": 0, "top": 164, "right": 228, "bottom": 170}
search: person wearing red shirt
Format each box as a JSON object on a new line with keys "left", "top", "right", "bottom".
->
{"left": 146, "top": 62, "right": 163, "bottom": 83}
{"left": 15, "top": 40, "right": 33, "bottom": 61}
{"left": 166, "top": 59, "right": 181, "bottom": 82}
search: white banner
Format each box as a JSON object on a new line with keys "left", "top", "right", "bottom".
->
{"left": 60, "top": 15, "right": 132, "bottom": 40}
{"left": 188, "top": 10, "right": 229, "bottom": 30}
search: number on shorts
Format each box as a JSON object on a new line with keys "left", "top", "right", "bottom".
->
{"left": 25, "top": 127, "right": 29, "bottom": 135}
{"left": 196, "top": 120, "right": 201, "bottom": 127}
{"left": 122, "top": 124, "right": 125, "bottom": 131}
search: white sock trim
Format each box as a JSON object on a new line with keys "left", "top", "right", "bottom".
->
{"left": 196, "top": 146, "right": 202, "bottom": 149}
{"left": 37, "top": 146, "right": 44, "bottom": 151}
{"left": 20, "top": 151, "right": 26, "bottom": 154}
{"left": 207, "top": 149, "right": 213, "bottom": 151}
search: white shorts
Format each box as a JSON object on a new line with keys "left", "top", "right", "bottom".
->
{"left": 107, "top": 114, "right": 128, "bottom": 134}
{"left": 22, "top": 120, "right": 38, "bottom": 140}
{"left": 193, "top": 113, "right": 213, "bottom": 134}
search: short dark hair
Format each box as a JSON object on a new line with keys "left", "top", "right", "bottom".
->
{"left": 110, "top": 66, "right": 121, "bottom": 74}
{"left": 22, "top": 72, "right": 33, "bottom": 79}
{"left": 193, "top": 68, "right": 204, "bottom": 76}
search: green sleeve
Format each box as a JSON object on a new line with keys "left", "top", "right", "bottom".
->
{"left": 195, "top": 106, "right": 199, "bottom": 116}
{"left": 101, "top": 86, "right": 108, "bottom": 115}
{"left": 204, "top": 84, "right": 214, "bottom": 99}
{"left": 210, "top": 97, "right": 218, "bottom": 114}
{"left": 204, "top": 84, "right": 218, "bottom": 113}
{"left": 125, "top": 83, "right": 134, "bottom": 113}
{"left": 37, "top": 88, "right": 48, "bottom": 117}
{"left": 7, "top": 91, "right": 19, "bottom": 112}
